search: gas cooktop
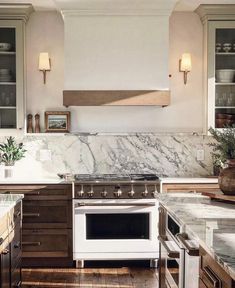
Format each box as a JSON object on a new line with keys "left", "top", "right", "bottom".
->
{"left": 73, "top": 174, "right": 159, "bottom": 182}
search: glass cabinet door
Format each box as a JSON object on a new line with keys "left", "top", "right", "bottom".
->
{"left": 0, "top": 26, "right": 17, "bottom": 128}
{"left": 208, "top": 21, "right": 235, "bottom": 130}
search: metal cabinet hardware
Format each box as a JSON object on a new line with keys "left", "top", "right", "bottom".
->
{"left": 158, "top": 236, "right": 180, "bottom": 258}
{"left": 176, "top": 232, "right": 199, "bottom": 256}
{"left": 202, "top": 266, "right": 222, "bottom": 288}
{"left": 23, "top": 213, "right": 40, "bottom": 218}
{"left": 22, "top": 242, "right": 41, "bottom": 246}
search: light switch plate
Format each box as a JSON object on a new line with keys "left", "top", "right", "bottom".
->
{"left": 196, "top": 149, "right": 205, "bottom": 161}
{"left": 39, "top": 149, "right": 51, "bottom": 161}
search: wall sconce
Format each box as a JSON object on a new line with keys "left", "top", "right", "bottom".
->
{"left": 179, "top": 53, "right": 192, "bottom": 85}
{"left": 38, "top": 52, "right": 51, "bottom": 84}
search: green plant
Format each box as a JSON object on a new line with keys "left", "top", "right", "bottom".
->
{"left": 0, "top": 136, "right": 27, "bottom": 166}
{"left": 208, "top": 127, "right": 235, "bottom": 164}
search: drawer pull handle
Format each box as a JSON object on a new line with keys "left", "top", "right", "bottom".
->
{"left": 23, "top": 213, "right": 40, "bottom": 218}
{"left": 1, "top": 248, "right": 9, "bottom": 255}
{"left": 22, "top": 241, "right": 41, "bottom": 246}
{"left": 14, "top": 280, "right": 21, "bottom": 288}
{"left": 175, "top": 233, "right": 199, "bottom": 256}
{"left": 203, "top": 266, "right": 222, "bottom": 288}
{"left": 158, "top": 236, "right": 180, "bottom": 258}
{"left": 14, "top": 241, "right": 21, "bottom": 249}
{"left": 14, "top": 211, "right": 21, "bottom": 218}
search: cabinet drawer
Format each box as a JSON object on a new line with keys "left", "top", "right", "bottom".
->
{"left": 200, "top": 247, "right": 234, "bottom": 288}
{"left": 22, "top": 200, "right": 72, "bottom": 229}
{"left": 11, "top": 226, "right": 21, "bottom": 270}
{"left": 0, "top": 185, "right": 72, "bottom": 200}
{"left": 22, "top": 229, "right": 71, "bottom": 259}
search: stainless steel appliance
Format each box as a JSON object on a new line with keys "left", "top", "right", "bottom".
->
{"left": 158, "top": 204, "right": 199, "bottom": 288}
{"left": 72, "top": 174, "right": 160, "bottom": 267}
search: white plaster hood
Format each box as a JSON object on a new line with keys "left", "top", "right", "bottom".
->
{"left": 56, "top": 0, "right": 178, "bottom": 99}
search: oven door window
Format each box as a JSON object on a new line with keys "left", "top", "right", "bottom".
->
{"left": 86, "top": 213, "right": 149, "bottom": 240}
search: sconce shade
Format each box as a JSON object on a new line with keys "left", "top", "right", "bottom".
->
{"left": 38, "top": 52, "right": 50, "bottom": 71}
{"left": 180, "top": 53, "right": 192, "bottom": 72}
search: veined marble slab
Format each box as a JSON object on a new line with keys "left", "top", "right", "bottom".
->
{"left": 158, "top": 193, "right": 235, "bottom": 281}
{"left": 0, "top": 133, "right": 214, "bottom": 179}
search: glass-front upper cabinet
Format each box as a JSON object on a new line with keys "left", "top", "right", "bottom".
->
{"left": 208, "top": 22, "right": 235, "bottom": 130}
{"left": 196, "top": 5, "right": 235, "bottom": 132}
{"left": 0, "top": 5, "right": 33, "bottom": 132}
{"left": 0, "top": 20, "right": 24, "bottom": 130}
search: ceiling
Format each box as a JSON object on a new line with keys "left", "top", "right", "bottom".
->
{"left": 0, "top": 0, "right": 235, "bottom": 11}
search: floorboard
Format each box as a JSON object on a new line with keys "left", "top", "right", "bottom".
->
{"left": 22, "top": 267, "right": 158, "bottom": 288}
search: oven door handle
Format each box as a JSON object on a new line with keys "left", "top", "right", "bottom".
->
{"left": 175, "top": 233, "right": 199, "bottom": 256}
{"left": 74, "top": 202, "right": 156, "bottom": 208}
{"left": 158, "top": 236, "right": 180, "bottom": 258}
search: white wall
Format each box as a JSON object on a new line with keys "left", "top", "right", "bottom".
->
{"left": 26, "top": 11, "right": 204, "bottom": 133}
{"left": 26, "top": 11, "right": 66, "bottom": 130}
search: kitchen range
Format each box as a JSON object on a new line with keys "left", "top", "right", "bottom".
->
{"left": 72, "top": 174, "right": 160, "bottom": 267}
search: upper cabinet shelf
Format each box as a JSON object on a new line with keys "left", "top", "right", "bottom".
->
{"left": 63, "top": 90, "right": 170, "bottom": 107}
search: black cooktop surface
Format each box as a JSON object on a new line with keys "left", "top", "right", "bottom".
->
{"left": 73, "top": 174, "right": 159, "bottom": 182}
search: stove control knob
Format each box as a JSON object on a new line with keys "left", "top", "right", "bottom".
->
{"left": 87, "top": 190, "right": 94, "bottom": 198}
{"left": 77, "top": 185, "right": 84, "bottom": 198}
{"left": 142, "top": 186, "right": 148, "bottom": 197}
{"left": 151, "top": 191, "right": 158, "bottom": 198}
{"left": 101, "top": 189, "right": 108, "bottom": 198}
{"left": 77, "top": 190, "right": 84, "bottom": 198}
{"left": 114, "top": 188, "right": 122, "bottom": 198}
{"left": 128, "top": 189, "right": 135, "bottom": 198}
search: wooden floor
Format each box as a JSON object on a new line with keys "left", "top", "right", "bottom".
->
{"left": 22, "top": 267, "right": 159, "bottom": 288}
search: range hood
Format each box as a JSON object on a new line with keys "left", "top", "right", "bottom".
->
{"left": 56, "top": 0, "right": 177, "bottom": 106}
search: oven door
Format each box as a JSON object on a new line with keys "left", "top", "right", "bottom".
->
{"left": 73, "top": 199, "right": 158, "bottom": 260}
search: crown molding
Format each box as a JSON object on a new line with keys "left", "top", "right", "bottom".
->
{"left": 62, "top": 8, "right": 174, "bottom": 17}
{"left": 0, "top": 4, "right": 34, "bottom": 22}
{"left": 195, "top": 4, "right": 235, "bottom": 23}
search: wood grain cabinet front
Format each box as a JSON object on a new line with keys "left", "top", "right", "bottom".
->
{"left": 0, "top": 184, "right": 73, "bottom": 268}
{"left": 162, "top": 183, "right": 220, "bottom": 193}
{"left": 200, "top": 246, "right": 235, "bottom": 288}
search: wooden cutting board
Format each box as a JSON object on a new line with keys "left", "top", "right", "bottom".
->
{"left": 201, "top": 190, "right": 235, "bottom": 204}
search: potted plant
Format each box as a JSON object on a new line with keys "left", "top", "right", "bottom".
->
{"left": 208, "top": 127, "right": 235, "bottom": 195}
{"left": 0, "top": 136, "right": 27, "bottom": 178}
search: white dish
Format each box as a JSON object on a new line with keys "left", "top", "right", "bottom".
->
{"left": 216, "top": 69, "right": 235, "bottom": 83}
{"left": 0, "top": 43, "right": 11, "bottom": 51}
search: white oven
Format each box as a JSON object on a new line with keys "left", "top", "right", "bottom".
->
{"left": 73, "top": 198, "right": 159, "bottom": 262}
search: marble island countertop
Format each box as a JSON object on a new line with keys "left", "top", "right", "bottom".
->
{"left": 158, "top": 193, "right": 235, "bottom": 280}
{"left": 0, "top": 194, "right": 24, "bottom": 221}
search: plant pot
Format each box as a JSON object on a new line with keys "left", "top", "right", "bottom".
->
{"left": 218, "top": 159, "right": 235, "bottom": 195}
{"left": 4, "top": 165, "right": 14, "bottom": 178}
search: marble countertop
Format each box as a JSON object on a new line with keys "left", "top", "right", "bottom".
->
{"left": 158, "top": 193, "right": 235, "bottom": 280}
{"left": 0, "top": 194, "right": 24, "bottom": 221}
{"left": 0, "top": 176, "right": 64, "bottom": 184}
{"left": 159, "top": 177, "right": 218, "bottom": 184}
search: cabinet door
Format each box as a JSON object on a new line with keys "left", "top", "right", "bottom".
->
{"left": 0, "top": 20, "right": 24, "bottom": 131}
{"left": 0, "top": 243, "right": 10, "bottom": 288}
{"left": 208, "top": 21, "right": 235, "bottom": 130}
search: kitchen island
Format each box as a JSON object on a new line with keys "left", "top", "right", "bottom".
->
{"left": 158, "top": 192, "right": 235, "bottom": 287}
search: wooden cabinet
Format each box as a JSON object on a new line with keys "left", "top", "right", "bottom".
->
{"left": 0, "top": 5, "right": 33, "bottom": 132}
{"left": 199, "top": 246, "right": 235, "bottom": 288}
{"left": 0, "top": 184, "right": 73, "bottom": 268}
{"left": 196, "top": 5, "right": 235, "bottom": 132}
{"left": 161, "top": 182, "right": 220, "bottom": 193}
{"left": 0, "top": 201, "right": 22, "bottom": 288}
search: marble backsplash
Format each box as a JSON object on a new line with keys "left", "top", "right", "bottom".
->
{"left": 0, "top": 134, "right": 214, "bottom": 178}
